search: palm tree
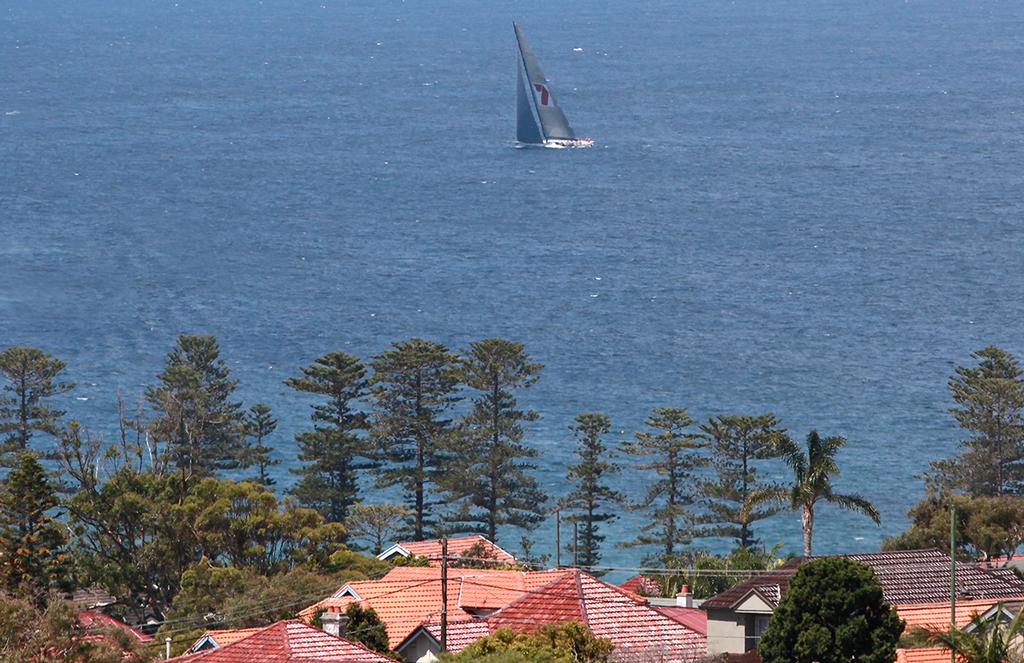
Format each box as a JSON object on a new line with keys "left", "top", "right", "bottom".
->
{"left": 913, "top": 603, "right": 1024, "bottom": 663}
{"left": 761, "top": 430, "right": 881, "bottom": 556}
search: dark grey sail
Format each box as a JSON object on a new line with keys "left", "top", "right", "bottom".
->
{"left": 514, "top": 22, "right": 576, "bottom": 142}
{"left": 516, "top": 62, "right": 544, "bottom": 144}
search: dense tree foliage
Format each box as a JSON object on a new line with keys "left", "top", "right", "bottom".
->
{"left": 443, "top": 339, "right": 547, "bottom": 541}
{"left": 560, "top": 413, "right": 623, "bottom": 572}
{"left": 286, "top": 352, "right": 373, "bottom": 526}
{"left": 342, "top": 603, "right": 391, "bottom": 655}
{"left": 700, "top": 413, "right": 790, "bottom": 548}
{"left": 884, "top": 491, "right": 1024, "bottom": 560}
{"left": 240, "top": 403, "right": 279, "bottom": 486}
{"left": 653, "top": 545, "right": 785, "bottom": 599}
{"left": 620, "top": 407, "right": 707, "bottom": 563}
{"left": 146, "top": 334, "right": 244, "bottom": 477}
{"left": 759, "top": 557, "right": 904, "bottom": 663}
{"left": 443, "top": 622, "right": 613, "bottom": 663}
{"left": 930, "top": 346, "right": 1024, "bottom": 496}
{"left": 370, "top": 338, "right": 461, "bottom": 539}
{"left": 0, "top": 346, "right": 73, "bottom": 462}
{"left": 345, "top": 503, "right": 410, "bottom": 554}
{"left": 0, "top": 452, "right": 68, "bottom": 605}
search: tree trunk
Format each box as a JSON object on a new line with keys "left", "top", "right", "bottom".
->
{"left": 802, "top": 502, "right": 814, "bottom": 557}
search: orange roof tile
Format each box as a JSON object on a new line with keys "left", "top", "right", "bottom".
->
{"left": 896, "top": 647, "right": 966, "bottom": 663}
{"left": 385, "top": 535, "right": 516, "bottom": 564}
{"left": 186, "top": 627, "right": 264, "bottom": 653}
{"left": 897, "top": 598, "right": 1006, "bottom": 633}
{"left": 488, "top": 570, "right": 707, "bottom": 660}
{"left": 169, "top": 619, "right": 391, "bottom": 662}
{"left": 78, "top": 610, "right": 153, "bottom": 642}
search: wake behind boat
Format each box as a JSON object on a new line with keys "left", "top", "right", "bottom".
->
{"left": 514, "top": 23, "right": 593, "bottom": 149}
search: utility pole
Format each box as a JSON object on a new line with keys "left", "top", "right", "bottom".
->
{"left": 441, "top": 536, "right": 448, "bottom": 653}
{"left": 573, "top": 521, "right": 578, "bottom": 568}
{"left": 950, "top": 507, "right": 957, "bottom": 663}
{"left": 555, "top": 509, "right": 561, "bottom": 569}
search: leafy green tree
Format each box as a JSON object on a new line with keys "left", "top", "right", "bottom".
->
{"left": 343, "top": 603, "right": 391, "bottom": 655}
{"left": 758, "top": 557, "right": 904, "bottom": 663}
{"left": 911, "top": 602, "right": 1024, "bottom": 663}
{"left": 240, "top": 403, "right": 279, "bottom": 486}
{"left": 0, "top": 346, "right": 73, "bottom": 461}
{"left": 884, "top": 492, "right": 1024, "bottom": 561}
{"left": 0, "top": 452, "right": 68, "bottom": 605}
{"left": 700, "top": 413, "right": 790, "bottom": 548}
{"left": 146, "top": 334, "right": 244, "bottom": 477}
{"left": 286, "top": 352, "right": 373, "bottom": 526}
{"left": 758, "top": 430, "right": 880, "bottom": 556}
{"left": 560, "top": 413, "right": 623, "bottom": 572}
{"left": 345, "top": 503, "right": 409, "bottom": 554}
{"left": 620, "top": 407, "right": 707, "bottom": 563}
{"left": 370, "top": 339, "right": 461, "bottom": 539}
{"left": 444, "top": 622, "right": 614, "bottom": 663}
{"left": 930, "top": 346, "right": 1024, "bottom": 496}
{"left": 656, "top": 545, "right": 785, "bottom": 599}
{"left": 0, "top": 595, "right": 152, "bottom": 663}
{"left": 443, "top": 339, "right": 547, "bottom": 542}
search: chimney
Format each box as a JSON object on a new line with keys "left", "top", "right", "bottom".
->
{"left": 321, "top": 611, "right": 349, "bottom": 638}
{"left": 676, "top": 584, "right": 693, "bottom": 608}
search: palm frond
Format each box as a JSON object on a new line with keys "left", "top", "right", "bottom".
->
{"left": 827, "top": 492, "right": 881, "bottom": 525}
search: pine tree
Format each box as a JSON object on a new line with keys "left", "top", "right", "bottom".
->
{"left": 369, "top": 339, "right": 460, "bottom": 539}
{"left": 620, "top": 407, "right": 708, "bottom": 563}
{"left": 0, "top": 452, "right": 68, "bottom": 606}
{"left": 145, "top": 334, "right": 243, "bottom": 476}
{"left": 286, "top": 352, "right": 373, "bottom": 526}
{"left": 700, "top": 413, "right": 790, "bottom": 548}
{"left": 930, "top": 346, "right": 1024, "bottom": 496}
{"left": 560, "top": 413, "right": 623, "bottom": 572}
{"left": 442, "top": 339, "right": 547, "bottom": 542}
{"left": 240, "top": 403, "right": 279, "bottom": 486}
{"left": 0, "top": 346, "right": 74, "bottom": 462}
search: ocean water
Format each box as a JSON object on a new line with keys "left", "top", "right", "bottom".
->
{"left": 2, "top": 0, "right": 1024, "bottom": 570}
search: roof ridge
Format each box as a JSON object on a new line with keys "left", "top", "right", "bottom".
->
{"left": 575, "top": 570, "right": 589, "bottom": 627}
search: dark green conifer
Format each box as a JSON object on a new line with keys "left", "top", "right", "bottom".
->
{"left": 0, "top": 452, "right": 68, "bottom": 605}
{"left": 0, "top": 346, "right": 74, "bottom": 463}
{"left": 240, "top": 403, "right": 279, "bottom": 486}
{"left": 369, "top": 339, "right": 460, "bottom": 540}
{"left": 443, "top": 339, "right": 547, "bottom": 542}
{"left": 286, "top": 352, "right": 373, "bottom": 526}
{"left": 145, "top": 334, "right": 244, "bottom": 476}
{"left": 700, "top": 413, "right": 789, "bottom": 548}
{"left": 560, "top": 412, "right": 623, "bottom": 572}
{"left": 620, "top": 407, "right": 708, "bottom": 563}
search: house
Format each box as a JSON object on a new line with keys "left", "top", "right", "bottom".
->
{"left": 185, "top": 627, "right": 264, "bottom": 653}
{"left": 394, "top": 569, "right": 708, "bottom": 663}
{"left": 703, "top": 548, "right": 1024, "bottom": 656}
{"left": 168, "top": 619, "right": 392, "bottom": 662}
{"left": 77, "top": 609, "right": 154, "bottom": 652}
{"left": 299, "top": 565, "right": 568, "bottom": 649}
{"left": 376, "top": 535, "right": 517, "bottom": 566}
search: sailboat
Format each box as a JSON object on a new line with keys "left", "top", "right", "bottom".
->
{"left": 514, "top": 23, "right": 593, "bottom": 148}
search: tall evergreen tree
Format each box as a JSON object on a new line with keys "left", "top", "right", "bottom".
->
{"left": 240, "top": 403, "right": 279, "bottom": 486}
{"left": 930, "top": 346, "right": 1024, "bottom": 496}
{"left": 145, "top": 335, "right": 243, "bottom": 477}
{"left": 0, "top": 346, "right": 74, "bottom": 462}
{"left": 0, "top": 452, "right": 68, "bottom": 605}
{"left": 560, "top": 413, "right": 623, "bottom": 572}
{"left": 286, "top": 352, "right": 372, "bottom": 526}
{"left": 700, "top": 413, "right": 790, "bottom": 548}
{"left": 442, "top": 339, "right": 547, "bottom": 542}
{"left": 369, "top": 339, "right": 460, "bottom": 539}
{"left": 620, "top": 407, "right": 708, "bottom": 563}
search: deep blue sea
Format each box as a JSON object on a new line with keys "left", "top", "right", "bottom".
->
{"left": 3, "top": 0, "right": 1024, "bottom": 572}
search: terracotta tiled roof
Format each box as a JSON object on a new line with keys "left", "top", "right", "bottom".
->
{"left": 897, "top": 598, "right": 1004, "bottom": 632}
{"left": 704, "top": 549, "right": 1024, "bottom": 610}
{"left": 896, "top": 647, "right": 966, "bottom": 663}
{"left": 186, "top": 627, "right": 264, "bottom": 653}
{"left": 618, "top": 575, "right": 660, "bottom": 596}
{"left": 169, "top": 619, "right": 392, "bottom": 662}
{"left": 649, "top": 606, "right": 708, "bottom": 636}
{"left": 299, "top": 568, "right": 571, "bottom": 648}
{"left": 409, "top": 619, "right": 493, "bottom": 653}
{"left": 488, "top": 570, "right": 707, "bottom": 661}
{"left": 78, "top": 610, "right": 153, "bottom": 642}
{"left": 380, "top": 535, "right": 516, "bottom": 565}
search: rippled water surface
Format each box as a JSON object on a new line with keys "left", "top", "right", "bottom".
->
{"left": 3, "top": 0, "right": 1024, "bottom": 567}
